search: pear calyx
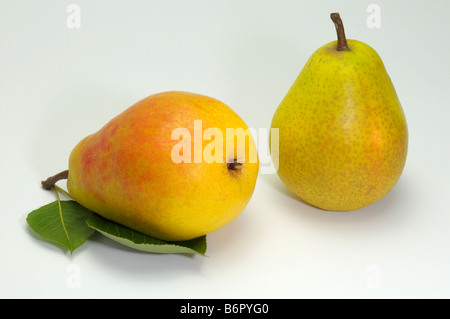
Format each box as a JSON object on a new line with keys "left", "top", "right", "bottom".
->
{"left": 227, "top": 158, "right": 243, "bottom": 172}
{"left": 330, "top": 12, "right": 350, "bottom": 51}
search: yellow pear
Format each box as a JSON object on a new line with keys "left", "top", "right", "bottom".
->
{"left": 44, "top": 91, "right": 259, "bottom": 241}
{"left": 270, "top": 13, "right": 408, "bottom": 211}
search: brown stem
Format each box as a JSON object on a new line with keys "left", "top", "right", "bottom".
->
{"left": 41, "top": 170, "right": 69, "bottom": 190}
{"left": 330, "top": 12, "right": 350, "bottom": 51}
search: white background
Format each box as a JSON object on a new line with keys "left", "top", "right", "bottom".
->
{"left": 1, "top": 0, "right": 449, "bottom": 299}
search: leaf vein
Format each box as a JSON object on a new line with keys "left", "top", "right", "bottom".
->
{"left": 54, "top": 187, "right": 73, "bottom": 251}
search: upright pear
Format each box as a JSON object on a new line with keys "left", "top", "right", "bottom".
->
{"left": 270, "top": 13, "right": 408, "bottom": 211}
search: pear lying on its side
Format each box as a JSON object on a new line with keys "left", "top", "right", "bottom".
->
{"left": 270, "top": 13, "right": 408, "bottom": 211}
{"left": 63, "top": 91, "right": 259, "bottom": 241}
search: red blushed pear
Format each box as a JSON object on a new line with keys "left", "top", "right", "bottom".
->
{"left": 43, "top": 91, "right": 259, "bottom": 241}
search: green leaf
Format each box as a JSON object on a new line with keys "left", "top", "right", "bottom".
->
{"left": 27, "top": 200, "right": 95, "bottom": 253}
{"left": 86, "top": 214, "right": 207, "bottom": 255}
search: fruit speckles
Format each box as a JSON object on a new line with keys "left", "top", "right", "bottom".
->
{"left": 270, "top": 14, "right": 408, "bottom": 211}
{"left": 81, "top": 147, "right": 94, "bottom": 169}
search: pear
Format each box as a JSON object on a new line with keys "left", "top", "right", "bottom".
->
{"left": 270, "top": 13, "right": 408, "bottom": 211}
{"left": 43, "top": 91, "right": 259, "bottom": 241}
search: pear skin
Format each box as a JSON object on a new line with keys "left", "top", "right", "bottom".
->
{"left": 66, "top": 91, "right": 259, "bottom": 241}
{"left": 270, "top": 13, "right": 408, "bottom": 211}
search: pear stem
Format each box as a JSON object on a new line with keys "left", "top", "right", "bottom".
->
{"left": 41, "top": 170, "right": 69, "bottom": 190}
{"left": 330, "top": 12, "right": 350, "bottom": 51}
